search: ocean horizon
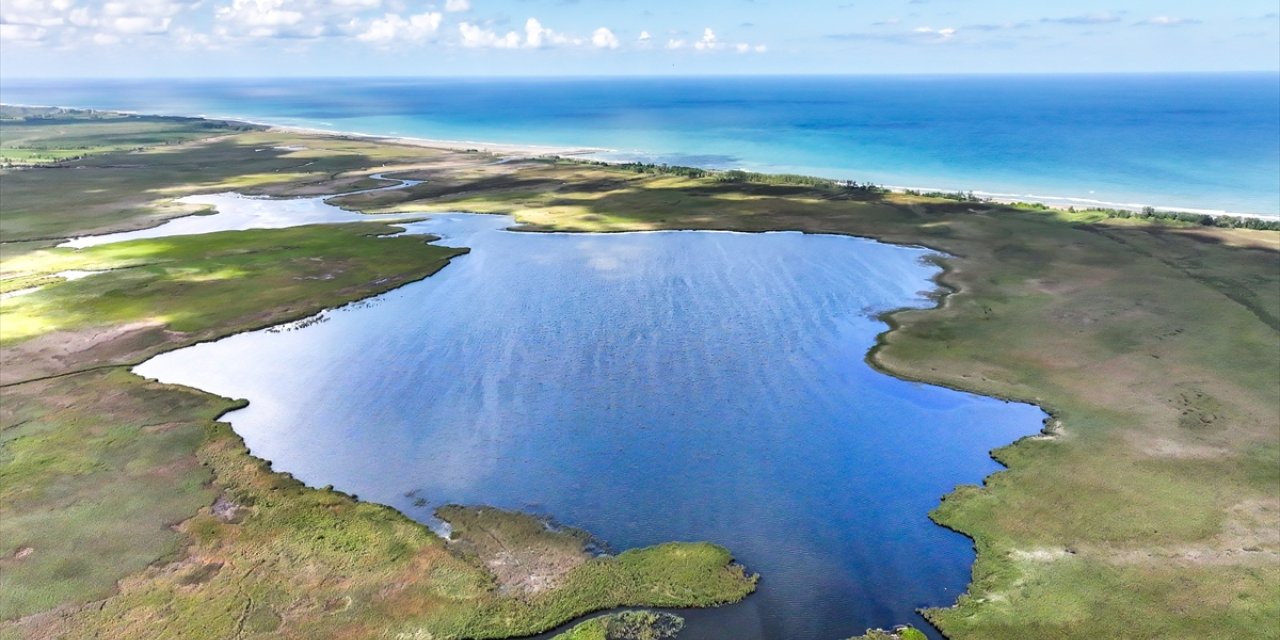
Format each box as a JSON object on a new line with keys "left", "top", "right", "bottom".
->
{"left": 2, "top": 73, "right": 1278, "bottom": 215}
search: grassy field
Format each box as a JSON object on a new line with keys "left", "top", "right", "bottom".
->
{"left": 551, "top": 610, "right": 685, "bottom": 640}
{"left": 847, "top": 629, "right": 928, "bottom": 640}
{"left": 0, "top": 106, "right": 254, "bottom": 168}
{"left": 1, "top": 114, "right": 1277, "bottom": 639}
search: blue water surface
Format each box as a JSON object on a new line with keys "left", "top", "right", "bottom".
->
{"left": 3, "top": 74, "right": 1278, "bottom": 214}
{"left": 135, "top": 213, "right": 1045, "bottom": 640}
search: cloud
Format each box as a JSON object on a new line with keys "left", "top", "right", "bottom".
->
{"left": 356, "top": 11, "right": 441, "bottom": 44}
{"left": 0, "top": 23, "right": 49, "bottom": 43}
{"left": 216, "top": 0, "right": 309, "bottom": 38}
{"left": 458, "top": 21, "right": 519, "bottom": 48}
{"left": 0, "top": 1, "right": 706, "bottom": 55}
{"left": 525, "top": 17, "right": 546, "bottom": 47}
{"left": 1, "top": 0, "right": 72, "bottom": 30}
{"left": 694, "top": 26, "right": 716, "bottom": 50}
{"left": 591, "top": 26, "right": 618, "bottom": 49}
{"left": 1042, "top": 12, "right": 1122, "bottom": 25}
{"left": 519, "top": 17, "right": 582, "bottom": 48}
{"left": 964, "top": 21, "right": 1029, "bottom": 32}
{"left": 109, "top": 15, "right": 173, "bottom": 34}
{"left": 828, "top": 25, "right": 960, "bottom": 45}
{"left": 173, "top": 25, "right": 214, "bottom": 48}
{"left": 1136, "top": 16, "right": 1201, "bottom": 27}
{"left": 664, "top": 26, "right": 763, "bottom": 53}
{"left": 914, "top": 25, "right": 956, "bottom": 39}
{"left": 2, "top": 0, "right": 199, "bottom": 46}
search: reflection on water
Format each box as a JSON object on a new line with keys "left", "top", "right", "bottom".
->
{"left": 135, "top": 212, "right": 1044, "bottom": 640}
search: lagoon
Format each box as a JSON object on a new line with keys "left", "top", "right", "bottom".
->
{"left": 134, "top": 211, "right": 1045, "bottom": 639}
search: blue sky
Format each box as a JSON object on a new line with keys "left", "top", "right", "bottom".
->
{"left": 1, "top": 0, "right": 1278, "bottom": 77}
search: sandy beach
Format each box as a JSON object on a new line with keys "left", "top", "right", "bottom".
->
{"left": 262, "top": 122, "right": 609, "bottom": 159}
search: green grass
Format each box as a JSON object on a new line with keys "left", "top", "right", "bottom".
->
{"left": 552, "top": 611, "right": 685, "bottom": 640}
{"left": 1, "top": 222, "right": 462, "bottom": 347}
{"left": 0, "top": 106, "right": 252, "bottom": 168}
{"left": 0, "top": 369, "right": 228, "bottom": 620}
{"left": 847, "top": 628, "right": 928, "bottom": 640}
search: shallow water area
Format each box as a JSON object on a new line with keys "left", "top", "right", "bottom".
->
{"left": 60, "top": 175, "right": 424, "bottom": 248}
{"left": 135, "top": 211, "right": 1045, "bottom": 640}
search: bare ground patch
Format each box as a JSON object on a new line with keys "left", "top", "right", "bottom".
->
{"left": 0, "top": 321, "right": 179, "bottom": 386}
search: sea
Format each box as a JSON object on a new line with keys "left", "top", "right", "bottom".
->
{"left": 2, "top": 73, "right": 1278, "bottom": 215}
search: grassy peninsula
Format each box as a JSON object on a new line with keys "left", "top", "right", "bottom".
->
{"left": 1, "top": 110, "right": 1277, "bottom": 639}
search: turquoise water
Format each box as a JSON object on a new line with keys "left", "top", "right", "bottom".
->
{"left": 134, "top": 211, "right": 1045, "bottom": 640}
{"left": 3, "top": 74, "right": 1278, "bottom": 214}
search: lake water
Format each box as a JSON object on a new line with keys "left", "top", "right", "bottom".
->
{"left": 61, "top": 174, "right": 423, "bottom": 248}
{"left": 134, "top": 211, "right": 1044, "bottom": 639}
{"left": 5, "top": 74, "right": 1278, "bottom": 215}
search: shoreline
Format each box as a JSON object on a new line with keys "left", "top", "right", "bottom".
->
{"left": 5, "top": 101, "right": 1275, "bottom": 219}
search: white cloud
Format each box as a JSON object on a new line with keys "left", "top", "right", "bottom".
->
{"left": 669, "top": 26, "right": 764, "bottom": 54}
{"left": 0, "top": 23, "right": 49, "bottom": 42}
{"left": 694, "top": 26, "right": 716, "bottom": 50}
{"left": 110, "top": 15, "right": 173, "bottom": 34}
{"left": 1, "top": 0, "right": 70, "bottom": 28}
{"left": 68, "top": 8, "right": 95, "bottom": 27}
{"left": 216, "top": 0, "right": 307, "bottom": 38}
{"left": 514, "top": 17, "right": 585, "bottom": 48}
{"left": 525, "top": 17, "right": 546, "bottom": 47}
{"left": 444, "top": 0, "right": 470, "bottom": 12}
{"left": 7, "top": 0, "right": 196, "bottom": 46}
{"left": 1138, "top": 16, "right": 1200, "bottom": 26}
{"left": 638, "top": 30, "right": 651, "bottom": 42}
{"left": 173, "top": 25, "right": 214, "bottom": 48}
{"left": 357, "top": 11, "right": 441, "bottom": 44}
{"left": 1043, "top": 12, "right": 1122, "bottom": 25}
{"left": 458, "top": 21, "right": 519, "bottom": 48}
{"left": 591, "top": 26, "right": 618, "bottom": 49}
{"left": 913, "top": 26, "right": 957, "bottom": 39}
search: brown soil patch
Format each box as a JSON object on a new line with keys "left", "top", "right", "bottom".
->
{"left": 0, "top": 321, "right": 179, "bottom": 385}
